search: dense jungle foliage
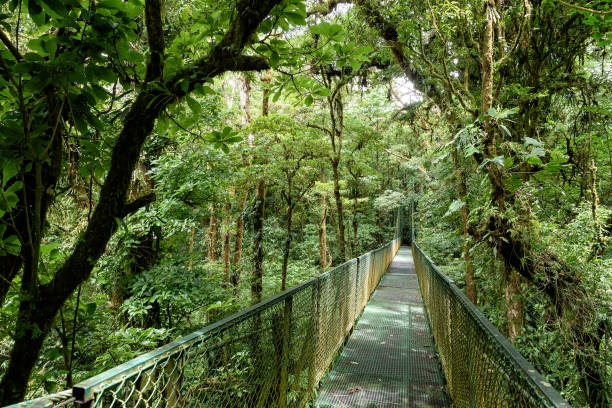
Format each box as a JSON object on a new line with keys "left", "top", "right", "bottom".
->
{"left": 0, "top": 0, "right": 610, "bottom": 406}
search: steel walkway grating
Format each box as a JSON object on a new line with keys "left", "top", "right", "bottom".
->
{"left": 313, "top": 247, "right": 449, "bottom": 408}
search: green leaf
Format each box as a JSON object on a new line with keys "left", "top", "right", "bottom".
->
{"left": 27, "top": 0, "right": 43, "bottom": 15}
{"left": 180, "top": 79, "right": 190, "bottom": 93}
{"left": 444, "top": 199, "right": 465, "bottom": 217}
{"left": 348, "top": 60, "right": 362, "bottom": 71}
{"left": 309, "top": 22, "right": 331, "bottom": 36}
{"left": 40, "top": 242, "right": 59, "bottom": 258}
{"left": 527, "top": 155, "right": 543, "bottom": 165}
{"left": 313, "top": 88, "right": 331, "bottom": 97}
{"left": 272, "top": 90, "right": 282, "bottom": 103}
{"left": 491, "top": 155, "right": 505, "bottom": 166}
{"left": 193, "top": 83, "right": 216, "bottom": 96}
{"left": 85, "top": 301, "right": 97, "bottom": 315}
{"left": 221, "top": 126, "right": 233, "bottom": 137}
{"left": 40, "top": 0, "right": 66, "bottom": 17}
{"left": 185, "top": 96, "right": 201, "bottom": 115}
{"left": 269, "top": 52, "right": 279, "bottom": 67}
{"left": 463, "top": 144, "right": 479, "bottom": 157}
{"left": 353, "top": 46, "right": 373, "bottom": 56}
{"left": 328, "top": 24, "right": 345, "bottom": 42}
{"left": 5, "top": 181, "right": 23, "bottom": 194}
{"left": 524, "top": 136, "right": 543, "bottom": 147}
{"left": 2, "top": 161, "right": 18, "bottom": 187}
{"left": 499, "top": 123, "right": 511, "bottom": 138}
{"left": 90, "top": 84, "right": 109, "bottom": 101}
{"left": 304, "top": 94, "right": 313, "bottom": 106}
{"left": 2, "top": 234, "right": 20, "bottom": 255}
{"left": 99, "top": 0, "right": 128, "bottom": 11}
{"left": 27, "top": 0, "right": 45, "bottom": 25}
{"left": 1, "top": 192, "right": 18, "bottom": 210}
{"left": 30, "top": 10, "right": 46, "bottom": 27}
{"left": 284, "top": 11, "right": 306, "bottom": 26}
{"left": 156, "top": 115, "right": 169, "bottom": 135}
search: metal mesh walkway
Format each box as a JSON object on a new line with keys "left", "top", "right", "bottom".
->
{"left": 313, "top": 247, "right": 449, "bottom": 408}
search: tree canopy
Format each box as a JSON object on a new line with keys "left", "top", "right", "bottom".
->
{"left": 0, "top": 0, "right": 610, "bottom": 406}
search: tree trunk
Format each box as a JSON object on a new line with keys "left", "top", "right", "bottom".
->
{"left": 589, "top": 159, "right": 604, "bottom": 258}
{"left": 332, "top": 162, "right": 346, "bottom": 263}
{"left": 231, "top": 74, "right": 252, "bottom": 286}
{"left": 504, "top": 267, "right": 523, "bottom": 343}
{"left": 207, "top": 204, "right": 219, "bottom": 262}
{"left": 222, "top": 217, "right": 231, "bottom": 287}
{"left": 351, "top": 199, "right": 358, "bottom": 258}
{"left": 452, "top": 150, "right": 476, "bottom": 303}
{"left": 188, "top": 215, "right": 196, "bottom": 271}
{"left": 318, "top": 211, "right": 329, "bottom": 273}
{"left": 251, "top": 180, "right": 266, "bottom": 303}
{"left": 251, "top": 79, "right": 270, "bottom": 304}
{"left": 475, "top": 7, "right": 606, "bottom": 403}
{"left": 231, "top": 192, "right": 248, "bottom": 286}
{"left": 281, "top": 206, "right": 293, "bottom": 291}
{"left": 316, "top": 172, "right": 330, "bottom": 273}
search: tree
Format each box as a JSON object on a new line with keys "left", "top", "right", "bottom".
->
{"left": 0, "top": 0, "right": 289, "bottom": 402}
{"left": 265, "top": 116, "right": 323, "bottom": 289}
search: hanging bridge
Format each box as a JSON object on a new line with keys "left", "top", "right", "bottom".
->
{"left": 8, "top": 211, "right": 571, "bottom": 408}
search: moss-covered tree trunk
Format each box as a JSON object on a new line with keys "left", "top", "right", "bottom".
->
{"left": 451, "top": 149, "right": 476, "bottom": 303}
{"left": 251, "top": 74, "right": 270, "bottom": 304}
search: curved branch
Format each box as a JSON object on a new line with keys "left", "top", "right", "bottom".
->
{"left": 0, "top": 28, "right": 22, "bottom": 61}
{"left": 557, "top": 0, "right": 612, "bottom": 15}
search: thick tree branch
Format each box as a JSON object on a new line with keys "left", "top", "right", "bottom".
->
{"left": 121, "top": 193, "right": 156, "bottom": 217}
{"left": 353, "top": 0, "right": 426, "bottom": 91}
{"left": 307, "top": 122, "right": 333, "bottom": 136}
{"left": 172, "top": 55, "right": 269, "bottom": 96}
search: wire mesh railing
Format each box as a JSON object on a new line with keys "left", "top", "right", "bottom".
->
{"left": 412, "top": 241, "right": 571, "bottom": 408}
{"left": 8, "top": 239, "right": 400, "bottom": 408}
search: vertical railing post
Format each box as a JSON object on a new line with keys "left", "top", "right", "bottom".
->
{"left": 278, "top": 295, "right": 292, "bottom": 408}
{"left": 411, "top": 201, "right": 415, "bottom": 243}
{"left": 309, "top": 277, "right": 321, "bottom": 392}
{"left": 164, "top": 353, "right": 183, "bottom": 407}
{"left": 353, "top": 257, "right": 360, "bottom": 325}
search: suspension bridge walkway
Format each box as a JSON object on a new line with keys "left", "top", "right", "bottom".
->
{"left": 9, "top": 219, "right": 571, "bottom": 408}
{"left": 314, "top": 247, "right": 448, "bottom": 407}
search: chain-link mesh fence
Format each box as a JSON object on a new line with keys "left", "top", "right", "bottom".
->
{"left": 11, "top": 204, "right": 571, "bottom": 408}
{"left": 412, "top": 241, "right": 571, "bottom": 408}
{"left": 314, "top": 247, "right": 449, "bottom": 408}
{"left": 8, "top": 239, "right": 400, "bottom": 408}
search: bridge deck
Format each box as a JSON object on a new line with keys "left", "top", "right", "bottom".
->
{"left": 313, "top": 247, "right": 449, "bottom": 408}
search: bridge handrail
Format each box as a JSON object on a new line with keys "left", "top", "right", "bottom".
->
{"left": 8, "top": 238, "right": 400, "bottom": 408}
{"left": 412, "top": 241, "right": 571, "bottom": 408}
